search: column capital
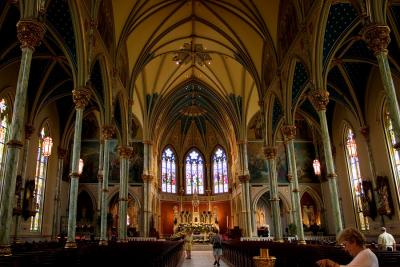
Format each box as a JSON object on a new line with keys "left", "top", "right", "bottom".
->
{"left": 238, "top": 174, "right": 250, "bottom": 183}
{"left": 6, "top": 139, "right": 23, "bottom": 148}
{"left": 142, "top": 174, "right": 154, "bottom": 182}
{"left": 24, "top": 124, "right": 35, "bottom": 139}
{"left": 281, "top": 125, "right": 296, "bottom": 140}
{"left": 327, "top": 173, "right": 338, "bottom": 179}
{"left": 57, "top": 147, "right": 67, "bottom": 159}
{"left": 359, "top": 126, "right": 370, "bottom": 140}
{"left": 362, "top": 24, "right": 390, "bottom": 55}
{"left": 263, "top": 146, "right": 277, "bottom": 160}
{"left": 102, "top": 125, "right": 115, "bottom": 140}
{"left": 16, "top": 19, "right": 46, "bottom": 50}
{"left": 143, "top": 140, "right": 153, "bottom": 145}
{"left": 72, "top": 86, "right": 91, "bottom": 109}
{"left": 308, "top": 89, "right": 329, "bottom": 111}
{"left": 118, "top": 146, "right": 132, "bottom": 158}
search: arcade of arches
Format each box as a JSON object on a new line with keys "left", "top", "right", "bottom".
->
{"left": 0, "top": 0, "right": 400, "bottom": 256}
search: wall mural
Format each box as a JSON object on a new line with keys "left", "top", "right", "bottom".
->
{"left": 129, "top": 142, "right": 144, "bottom": 183}
{"left": 294, "top": 142, "right": 319, "bottom": 183}
{"left": 248, "top": 141, "right": 269, "bottom": 183}
{"left": 80, "top": 140, "right": 100, "bottom": 183}
{"left": 276, "top": 142, "right": 288, "bottom": 184}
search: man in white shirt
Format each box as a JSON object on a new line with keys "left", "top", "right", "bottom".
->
{"left": 378, "top": 227, "right": 396, "bottom": 251}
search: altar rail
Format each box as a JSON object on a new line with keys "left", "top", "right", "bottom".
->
{"left": 222, "top": 240, "right": 400, "bottom": 267}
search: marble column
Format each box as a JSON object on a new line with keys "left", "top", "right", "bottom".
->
{"left": 118, "top": 145, "right": 131, "bottom": 242}
{"left": 52, "top": 147, "right": 66, "bottom": 240}
{"left": 14, "top": 124, "right": 35, "bottom": 243}
{"left": 282, "top": 125, "right": 305, "bottom": 243}
{"left": 264, "top": 146, "right": 283, "bottom": 241}
{"left": 363, "top": 25, "right": 400, "bottom": 135}
{"left": 97, "top": 140, "right": 104, "bottom": 236}
{"left": 238, "top": 174, "right": 252, "bottom": 237}
{"left": 99, "top": 126, "right": 115, "bottom": 246}
{"left": 65, "top": 87, "right": 91, "bottom": 249}
{"left": 142, "top": 174, "right": 154, "bottom": 237}
{"left": 309, "top": 89, "right": 343, "bottom": 233}
{"left": 0, "top": 20, "right": 45, "bottom": 256}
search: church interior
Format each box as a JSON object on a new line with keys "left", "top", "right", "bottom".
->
{"left": 0, "top": 0, "right": 400, "bottom": 266}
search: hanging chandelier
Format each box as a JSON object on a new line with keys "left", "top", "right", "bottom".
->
{"left": 173, "top": 42, "right": 212, "bottom": 66}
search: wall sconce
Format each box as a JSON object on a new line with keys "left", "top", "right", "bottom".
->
{"left": 313, "top": 159, "right": 321, "bottom": 176}
{"left": 78, "top": 158, "right": 84, "bottom": 175}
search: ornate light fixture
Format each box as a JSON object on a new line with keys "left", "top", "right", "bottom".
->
{"left": 313, "top": 159, "right": 321, "bottom": 176}
{"left": 346, "top": 138, "right": 357, "bottom": 158}
{"left": 173, "top": 42, "right": 212, "bottom": 66}
{"left": 78, "top": 158, "right": 84, "bottom": 175}
{"left": 41, "top": 136, "right": 53, "bottom": 157}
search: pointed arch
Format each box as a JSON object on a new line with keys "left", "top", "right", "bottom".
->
{"left": 161, "top": 145, "right": 177, "bottom": 194}
{"left": 184, "top": 147, "right": 205, "bottom": 195}
{"left": 212, "top": 145, "right": 229, "bottom": 194}
{"left": 30, "top": 120, "right": 53, "bottom": 231}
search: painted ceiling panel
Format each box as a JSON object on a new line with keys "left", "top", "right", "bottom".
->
{"left": 291, "top": 62, "right": 308, "bottom": 105}
{"left": 323, "top": 3, "right": 358, "bottom": 65}
{"left": 47, "top": 0, "right": 76, "bottom": 63}
{"left": 343, "top": 40, "right": 375, "bottom": 61}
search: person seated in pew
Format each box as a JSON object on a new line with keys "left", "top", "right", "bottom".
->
{"left": 378, "top": 227, "right": 396, "bottom": 251}
{"left": 316, "top": 227, "right": 378, "bottom": 267}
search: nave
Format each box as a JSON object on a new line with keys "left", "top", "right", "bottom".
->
{"left": 179, "top": 245, "right": 229, "bottom": 267}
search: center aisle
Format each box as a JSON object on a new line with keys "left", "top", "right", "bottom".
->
{"left": 179, "top": 244, "right": 230, "bottom": 267}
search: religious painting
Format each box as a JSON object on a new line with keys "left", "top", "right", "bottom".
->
{"left": 80, "top": 140, "right": 100, "bottom": 183}
{"left": 278, "top": 0, "right": 299, "bottom": 58}
{"left": 361, "top": 180, "right": 377, "bottom": 219}
{"left": 249, "top": 112, "right": 263, "bottom": 140}
{"left": 97, "top": 0, "right": 115, "bottom": 54}
{"left": 295, "top": 118, "right": 313, "bottom": 140}
{"left": 294, "top": 142, "right": 318, "bottom": 183}
{"left": 376, "top": 176, "right": 394, "bottom": 217}
{"left": 108, "top": 139, "right": 121, "bottom": 183}
{"left": 247, "top": 141, "right": 269, "bottom": 183}
{"left": 276, "top": 142, "right": 289, "bottom": 184}
{"left": 129, "top": 142, "right": 144, "bottom": 183}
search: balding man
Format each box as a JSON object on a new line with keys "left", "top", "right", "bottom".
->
{"left": 378, "top": 227, "right": 396, "bottom": 251}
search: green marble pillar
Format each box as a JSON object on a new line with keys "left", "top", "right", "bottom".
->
{"left": 363, "top": 25, "right": 400, "bottom": 135}
{"left": 264, "top": 146, "right": 283, "bottom": 241}
{"left": 0, "top": 20, "right": 45, "bottom": 256}
{"left": 99, "top": 126, "right": 115, "bottom": 246}
{"left": 118, "top": 146, "right": 131, "bottom": 242}
{"left": 282, "top": 125, "right": 305, "bottom": 243}
{"left": 52, "top": 148, "right": 66, "bottom": 240}
{"left": 309, "top": 89, "right": 343, "bottom": 233}
{"left": 65, "top": 87, "right": 91, "bottom": 249}
{"left": 14, "top": 125, "right": 35, "bottom": 243}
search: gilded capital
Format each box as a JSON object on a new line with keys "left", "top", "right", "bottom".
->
{"left": 24, "top": 124, "right": 35, "bottom": 139}
{"left": 118, "top": 146, "right": 132, "bottom": 158}
{"left": 16, "top": 20, "right": 46, "bottom": 50}
{"left": 102, "top": 125, "right": 115, "bottom": 140}
{"left": 363, "top": 24, "right": 390, "bottom": 55}
{"left": 72, "top": 86, "right": 91, "bottom": 109}
{"left": 57, "top": 147, "right": 67, "bottom": 159}
{"left": 309, "top": 89, "right": 329, "bottom": 111}
{"left": 142, "top": 174, "right": 154, "bottom": 182}
{"left": 263, "top": 146, "right": 277, "bottom": 160}
{"left": 281, "top": 125, "right": 296, "bottom": 140}
{"left": 238, "top": 174, "right": 250, "bottom": 183}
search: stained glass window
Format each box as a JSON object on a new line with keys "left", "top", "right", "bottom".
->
{"left": 31, "top": 126, "right": 51, "bottom": 231}
{"left": 161, "top": 146, "right": 176, "bottom": 193}
{"left": 0, "top": 98, "right": 9, "bottom": 184}
{"left": 344, "top": 127, "right": 369, "bottom": 230}
{"left": 212, "top": 147, "right": 228, "bottom": 194}
{"left": 185, "top": 149, "right": 204, "bottom": 194}
{"left": 383, "top": 113, "right": 400, "bottom": 202}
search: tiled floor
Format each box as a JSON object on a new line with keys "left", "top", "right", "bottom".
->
{"left": 179, "top": 251, "right": 230, "bottom": 267}
{"left": 178, "top": 244, "right": 231, "bottom": 267}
